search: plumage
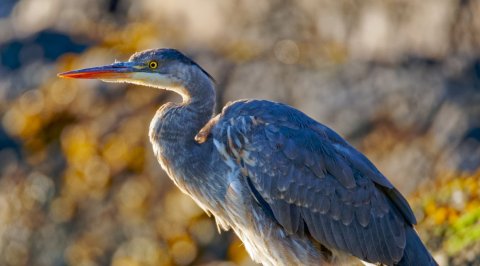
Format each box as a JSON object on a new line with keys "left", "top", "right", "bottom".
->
{"left": 210, "top": 99, "right": 436, "bottom": 265}
{"left": 59, "top": 48, "right": 437, "bottom": 266}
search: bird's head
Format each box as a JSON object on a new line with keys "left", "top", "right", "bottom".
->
{"left": 58, "top": 48, "right": 214, "bottom": 101}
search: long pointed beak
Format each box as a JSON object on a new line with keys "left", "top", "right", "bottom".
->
{"left": 57, "top": 62, "right": 140, "bottom": 79}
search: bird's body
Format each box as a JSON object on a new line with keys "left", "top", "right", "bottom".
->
{"left": 149, "top": 97, "right": 358, "bottom": 265}
{"left": 59, "top": 48, "right": 437, "bottom": 266}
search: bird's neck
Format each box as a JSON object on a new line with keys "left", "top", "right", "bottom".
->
{"left": 149, "top": 69, "right": 216, "bottom": 171}
{"left": 170, "top": 69, "right": 216, "bottom": 139}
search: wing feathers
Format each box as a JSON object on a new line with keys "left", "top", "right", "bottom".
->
{"left": 345, "top": 222, "right": 363, "bottom": 258}
{"left": 329, "top": 196, "right": 342, "bottom": 221}
{"left": 317, "top": 195, "right": 330, "bottom": 214}
{"left": 324, "top": 155, "right": 356, "bottom": 189}
{"left": 318, "top": 213, "right": 336, "bottom": 247}
{"left": 211, "top": 100, "right": 419, "bottom": 265}
{"left": 340, "top": 204, "right": 354, "bottom": 226}
{"left": 330, "top": 219, "right": 348, "bottom": 251}
{"left": 355, "top": 205, "right": 370, "bottom": 227}
{"left": 365, "top": 223, "right": 380, "bottom": 262}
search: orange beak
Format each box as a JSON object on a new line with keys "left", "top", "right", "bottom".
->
{"left": 57, "top": 62, "right": 138, "bottom": 79}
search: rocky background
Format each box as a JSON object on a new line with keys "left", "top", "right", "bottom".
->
{"left": 0, "top": 0, "right": 479, "bottom": 265}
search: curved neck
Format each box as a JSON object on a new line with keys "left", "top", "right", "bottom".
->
{"left": 150, "top": 67, "right": 216, "bottom": 152}
{"left": 148, "top": 67, "right": 226, "bottom": 210}
{"left": 179, "top": 66, "right": 216, "bottom": 132}
{"left": 182, "top": 69, "right": 216, "bottom": 116}
{"left": 149, "top": 68, "right": 217, "bottom": 197}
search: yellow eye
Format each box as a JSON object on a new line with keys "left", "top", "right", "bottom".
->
{"left": 149, "top": 61, "right": 158, "bottom": 69}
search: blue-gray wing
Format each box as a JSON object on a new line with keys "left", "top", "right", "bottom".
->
{"left": 209, "top": 100, "right": 417, "bottom": 265}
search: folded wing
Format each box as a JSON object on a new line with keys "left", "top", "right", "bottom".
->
{"left": 209, "top": 100, "right": 417, "bottom": 265}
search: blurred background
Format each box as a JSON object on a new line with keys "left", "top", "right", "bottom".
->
{"left": 0, "top": 0, "right": 479, "bottom": 265}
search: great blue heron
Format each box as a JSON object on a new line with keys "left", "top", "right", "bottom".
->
{"left": 58, "top": 48, "right": 437, "bottom": 266}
